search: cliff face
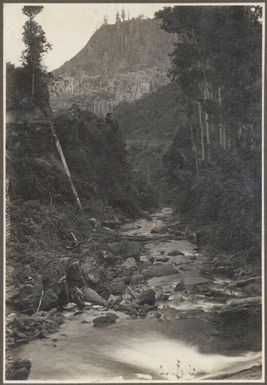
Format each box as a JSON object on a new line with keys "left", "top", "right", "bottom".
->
{"left": 50, "top": 18, "right": 176, "bottom": 115}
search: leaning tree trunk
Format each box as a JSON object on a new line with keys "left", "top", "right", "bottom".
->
{"left": 48, "top": 119, "right": 82, "bottom": 210}
{"left": 41, "top": 106, "right": 82, "bottom": 210}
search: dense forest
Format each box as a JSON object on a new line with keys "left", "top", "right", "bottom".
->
{"left": 154, "top": 6, "right": 262, "bottom": 256}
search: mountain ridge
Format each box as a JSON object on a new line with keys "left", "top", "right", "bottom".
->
{"left": 50, "top": 17, "right": 177, "bottom": 115}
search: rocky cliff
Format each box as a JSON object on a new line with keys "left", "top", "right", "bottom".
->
{"left": 51, "top": 18, "right": 176, "bottom": 115}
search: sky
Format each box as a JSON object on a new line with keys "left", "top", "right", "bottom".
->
{"left": 4, "top": 3, "right": 172, "bottom": 71}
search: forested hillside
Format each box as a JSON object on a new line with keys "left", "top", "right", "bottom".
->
{"left": 155, "top": 6, "right": 262, "bottom": 256}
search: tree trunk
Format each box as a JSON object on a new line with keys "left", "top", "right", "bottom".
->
{"left": 218, "top": 87, "right": 226, "bottom": 149}
{"left": 204, "top": 112, "right": 210, "bottom": 145}
{"left": 190, "top": 124, "right": 199, "bottom": 176}
{"left": 41, "top": 105, "right": 82, "bottom": 210}
{"left": 197, "top": 101, "right": 205, "bottom": 161}
{"left": 32, "top": 71, "right": 35, "bottom": 98}
{"left": 47, "top": 119, "right": 82, "bottom": 210}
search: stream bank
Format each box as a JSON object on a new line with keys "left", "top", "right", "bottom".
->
{"left": 6, "top": 208, "right": 262, "bottom": 381}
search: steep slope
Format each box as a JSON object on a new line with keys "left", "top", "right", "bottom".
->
{"left": 50, "top": 18, "right": 176, "bottom": 115}
{"left": 114, "top": 83, "right": 187, "bottom": 203}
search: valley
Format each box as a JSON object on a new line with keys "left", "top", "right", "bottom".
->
{"left": 5, "top": 4, "right": 263, "bottom": 383}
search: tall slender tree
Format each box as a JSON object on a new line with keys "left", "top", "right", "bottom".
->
{"left": 21, "top": 6, "right": 52, "bottom": 98}
{"left": 20, "top": 5, "right": 82, "bottom": 210}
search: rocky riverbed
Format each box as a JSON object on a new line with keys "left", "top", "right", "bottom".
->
{"left": 6, "top": 208, "right": 262, "bottom": 381}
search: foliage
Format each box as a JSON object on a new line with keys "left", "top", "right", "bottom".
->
{"left": 157, "top": 6, "right": 262, "bottom": 253}
{"left": 6, "top": 81, "right": 141, "bottom": 216}
{"left": 21, "top": 5, "right": 52, "bottom": 103}
{"left": 114, "top": 83, "right": 186, "bottom": 204}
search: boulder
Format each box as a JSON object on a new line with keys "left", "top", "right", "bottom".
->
{"left": 144, "top": 264, "right": 179, "bottom": 278}
{"left": 66, "top": 262, "right": 84, "bottom": 287}
{"left": 12, "top": 279, "right": 43, "bottom": 314}
{"left": 108, "top": 294, "right": 123, "bottom": 305}
{"left": 155, "top": 256, "right": 169, "bottom": 263}
{"left": 174, "top": 280, "right": 185, "bottom": 292}
{"left": 167, "top": 250, "right": 185, "bottom": 256}
{"left": 105, "top": 312, "right": 119, "bottom": 321}
{"left": 122, "top": 257, "right": 137, "bottom": 270}
{"left": 151, "top": 224, "right": 166, "bottom": 234}
{"left": 138, "top": 289, "right": 156, "bottom": 306}
{"left": 83, "top": 287, "right": 107, "bottom": 306}
{"left": 87, "top": 273, "right": 100, "bottom": 285}
{"left": 108, "top": 278, "right": 126, "bottom": 295}
{"left": 93, "top": 316, "right": 116, "bottom": 327}
{"left": 40, "top": 289, "right": 58, "bottom": 311}
{"left": 96, "top": 286, "right": 110, "bottom": 301}
{"left": 130, "top": 273, "right": 145, "bottom": 285}
{"left": 188, "top": 255, "right": 197, "bottom": 261}
{"left": 6, "top": 359, "right": 31, "bottom": 380}
{"left": 99, "top": 250, "right": 118, "bottom": 265}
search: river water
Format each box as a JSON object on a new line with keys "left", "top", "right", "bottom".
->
{"left": 14, "top": 208, "right": 262, "bottom": 382}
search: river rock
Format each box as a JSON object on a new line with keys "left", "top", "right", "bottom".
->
{"left": 174, "top": 280, "right": 185, "bottom": 291}
{"left": 108, "top": 294, "right": 123, "bottom": 305}
{"left": 188, "top": 254, "right": 197, "bottom": 260}
{"left": 155, "top": 256, "right": 169, "bottom": 263}
{"left": 144, "top": 264, "right": 179, "bottom": 278}
{"left": 105, "top": 312, "right": 119, "bottom": 321}
{"left": 12, "top": 279, "right": 43, "bottom": 314}
{"left": 102, "top": 216, "right": 121, "bottom": 228}
{"left": 96, "top": 286, "right": 110, "bottom": 301}
{"left": 167, "top": 250, "right": 185, "bottom": 256}
{"left": 83, "top": 287, "right": 107, "bottom": 306}
{"left": 138, "top": 289, "right": 156, "bottom": 305}
{"left": 122, "top": 257, "right": 137, "bottom": 269}
{"left": 108, "top": 278, "right": 126, "bottom": 295}
{"left": 66, "top": 262, "right": 84, "bottom": 287}
{"left": 130, "top": 273, "right": 145, "bottom": 285}
{"left": 93, "top": 315, "right": 116, "bottom": 327}
{"left": 6, "top": 359, "right": 31, "bottom": 380}
{"left": 87, "top": 273, "right": 100, "bottom": 286}
{"left": 151, "top": 224, "right": 166, "bottom": 234}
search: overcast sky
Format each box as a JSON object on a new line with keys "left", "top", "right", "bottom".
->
{"left": 4, "top": 3, "right": 173, "bottom": 71}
